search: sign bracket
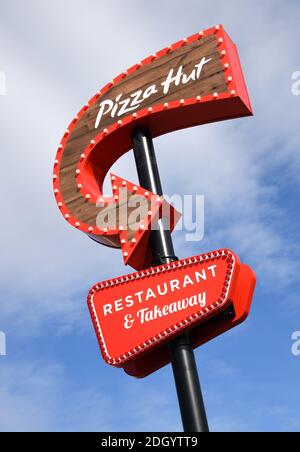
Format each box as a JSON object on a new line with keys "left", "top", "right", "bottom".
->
{"left": 132, "top": 127, "right": 209, "bottom": 433}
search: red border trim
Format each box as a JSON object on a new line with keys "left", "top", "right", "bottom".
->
{"left": 87, "top": 249, "right": 236, "bottom": 367}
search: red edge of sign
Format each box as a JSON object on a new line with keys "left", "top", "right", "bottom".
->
{"left": 87, "top": 249, "right": 239, "bottom": 369}
{"left": 124, "top": 262, "right": 256, "bottom": 378}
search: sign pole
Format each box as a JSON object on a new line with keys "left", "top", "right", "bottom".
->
{"left": 132, "top": 127, "right": 209, "bottom": 433}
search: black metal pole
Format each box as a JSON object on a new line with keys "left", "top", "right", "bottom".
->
{"left": 132, "top": 127, "right": 209, "bottom": 433}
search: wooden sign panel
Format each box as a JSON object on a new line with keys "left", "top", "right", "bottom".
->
{"left": 53, "top": 25, "right": 252, "bottom": 270}
{"left": 87, "top": 249, "right": 256, "bottom": 377}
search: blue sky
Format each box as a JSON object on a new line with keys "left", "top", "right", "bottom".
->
{"left": 0, "top": 0, "right": 300, "bottom": 432}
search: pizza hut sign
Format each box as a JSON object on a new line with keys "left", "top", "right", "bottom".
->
{"left": 53, "top": 24, "right": 252, "bottom": 272}
{"left": 54, "top": 24, "right": 256, "bottom": 381}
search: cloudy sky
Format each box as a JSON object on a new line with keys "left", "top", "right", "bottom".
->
{"left": 0, "top": 0, "right": 300, "bottom": 432}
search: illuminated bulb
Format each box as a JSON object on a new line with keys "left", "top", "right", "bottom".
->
{"left": 111, "top": 176, "right": 116, "bottom": 181}
{"left": 76, "top": 169, "right": 80, "bottom": 175}
{"left": 112, "top": 185, "right": 118, "bottom": 191}
{"left": 231, "top": 90, "right": 236, "bottom": 96}
{"left": 54, "top": 189, "right": 59, "bottom": 195}
{"left": 139, "top": 224, "right": 145, "bottom": 230}
{"left": 77, "top": 183, "right": 83, "bottom": 189}
{"left": 198, "top": 31, "right": 204, "bottom": 37}
{"left": 180, "top": 99, "right": 185, "bottom": 105}
{"left": 103, "top": 227, "right": 108, "bottom": 233}
{"left": 75, "top": 222, "right": 80, "bottom": 228}
{"left": 215, "top": 24, "right": 220, "bottom": 30}
{"left": 131, "top": 238, "right": 136, "bottom": 244}
{"left": 103, "top": 128, "right": 109, "bottom": 135}
{"left": 80, "top": 153, "right": 86, "bottom": 159}
{"left": 54, "top": 159, "right": 59, "bottom": 165}
{"left": 123, "top": 252, "right": 128, "bottom": 258}
{"left": 148, "top": 211, "right": 153, "bottom": 216}
{"left": 58, "top": 202, "right": 63, "bottom": 208}
{"left": 148, "top": 107, "right": 153, "bottom": 112}
{"left": 132, "top": 113, "right": 137, "bottom": 118}
{"left": 213, "top": 92, "right": 219, "bottom": 98}
{"left": 85, "top": 194, "right": 91, "bottom": 199}
{"left": 164, "top": 102, "right": 169, "bottom": 108}
{"left": 218, "top": 37, "right": 223, "bottom": 44}
{"left": 133, "top": 186, "right": 138, "bottom": 192}
{"left": 65, "top": 214, "right": 70, "bottom": 219}
{"left": 118, "top": 120, "right": 122, "bottom": 126}
{"left": 53, "top": 174, "right": 58, "bottom": 180}
{"left": 227, "top": 76, "right": 233, "bottom": 82}
{"left": 90, "top": 140, "right": 96, "bottom": 145}
{"left": 224, "top": 63, "right": 229, "bottom": 69}
{"left": 121, "top": 239, "right": 126, "bottom": 244}
{"left": 221, "top": 50, "right": 226, "bottom": 56}
{"left": 122, "top": 180, "right": 127, "bottom": 186}
{"left": 196, "top": 95, "right": 202, "bottom": 101}
{"left": 88, "top": 227, "right": 94, "bottom": 232}
{"left": 114, "top": 195, "right": 119, "bottom": 201}
{"left": 144, "top": 191, "right": 149, "bottom": 197}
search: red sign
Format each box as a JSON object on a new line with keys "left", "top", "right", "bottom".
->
{"left": 97, "top": 174, "right": 181, "bottom": 271}
{"left": 87, "top": 249, "right": 256, "bottom": 376}
{"left": 53, "top": 24, "right": 252, "bottom": 270}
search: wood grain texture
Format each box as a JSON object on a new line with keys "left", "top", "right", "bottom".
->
{"left": 59, "top": 35, "right": 226, "bottom": 225}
